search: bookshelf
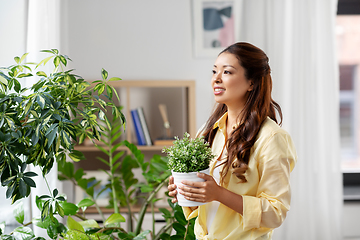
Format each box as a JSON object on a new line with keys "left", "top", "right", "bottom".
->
{"left": 75, "top": 79, "right": 196, "bottom": 156}
{"left": 68, "top": 80, "right": 196, "bottom": 224}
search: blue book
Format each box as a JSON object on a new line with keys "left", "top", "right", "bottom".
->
{"left": 131, "top": 109, "right": 146, "bottom": 145}
{"left": 137, "top": 107, "right": 152, "bottom": 146}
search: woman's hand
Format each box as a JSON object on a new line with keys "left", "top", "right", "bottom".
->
{"left": 178, "top": 172, "right": 222, "bottom": 203}
{"left": 168, "top": 175, "right": 178, "bottom": 203}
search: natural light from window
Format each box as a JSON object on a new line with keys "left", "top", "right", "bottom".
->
{"left": 337, "top": 16, "right": 360, "bottom": 172}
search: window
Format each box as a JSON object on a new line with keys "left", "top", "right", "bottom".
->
{"left": 336, "top": 14, "right": 360, "bottom": 172}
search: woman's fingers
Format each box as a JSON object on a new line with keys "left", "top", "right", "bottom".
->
{"left": 168, "top": 175, "right": 178, "bottom": 203}
{"left": 178, "top": 188, "right": 206, "bottom": 202}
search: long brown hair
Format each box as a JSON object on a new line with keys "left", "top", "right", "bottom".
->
{"left": 202, "top": 42, "right": 282, "bottom": 183}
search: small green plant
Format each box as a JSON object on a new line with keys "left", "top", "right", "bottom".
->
{"left": 163, "top": 132, "right": 214, "bottom": 173}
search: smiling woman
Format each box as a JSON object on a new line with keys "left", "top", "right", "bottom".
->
{"left": 168, "top": 42, "right": 297, "bottom": 240}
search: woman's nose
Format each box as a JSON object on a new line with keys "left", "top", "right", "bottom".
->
{"left": 213, "top": 74, "right": 221, "bottom": 83}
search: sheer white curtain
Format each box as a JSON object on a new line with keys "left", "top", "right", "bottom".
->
{"left": 26, "top": 0, "right": 61, "bottom": 237}
{"left": 235, "top": 0, "right": 342, "bottom": 239}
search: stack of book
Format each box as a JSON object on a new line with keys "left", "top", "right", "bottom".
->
{"left": 130, "top": 107, "right": 152, "bottom": 146}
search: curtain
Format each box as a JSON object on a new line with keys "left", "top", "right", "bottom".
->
{"left": 235, "top": 0, "right": 342, "bottom": 239}
{"left": 26, "top": 0, "right": 61, "bottom": 237}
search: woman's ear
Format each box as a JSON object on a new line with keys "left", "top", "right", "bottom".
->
{"left": 248, "top": 81, "right": 254, "bottom": 91}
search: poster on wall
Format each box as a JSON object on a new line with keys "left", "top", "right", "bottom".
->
{"left": 192, "top": 0, "right": 241, "bottom": 58}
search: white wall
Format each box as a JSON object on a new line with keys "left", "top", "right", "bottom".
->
{"left": 60, "top": 0, "right": 216, "bottom": 129}
{"left": 0, "top": 0, "right": 27, "bottom": 66}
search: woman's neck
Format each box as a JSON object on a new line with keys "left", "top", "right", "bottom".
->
{"left": 226, "top": 107, "right": 243, "bottom": 136}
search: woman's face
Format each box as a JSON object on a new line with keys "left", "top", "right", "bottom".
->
{"left": 211, "top": 52, "right": 253, "bottom": 110}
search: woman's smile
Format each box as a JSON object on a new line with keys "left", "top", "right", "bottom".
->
{"left": 214, "top": 87, "right": 225, "bottom": 95}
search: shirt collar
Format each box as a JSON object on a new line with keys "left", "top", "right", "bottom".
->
{"left": 213, "top": 112, "right": 228, "bottom": 132}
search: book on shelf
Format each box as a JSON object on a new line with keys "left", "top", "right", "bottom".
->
{"left": 137, "top": 107, "right": 152, "bottom": 146}
{"left": 130, "top": 109, "right": 146, "bottom": 145}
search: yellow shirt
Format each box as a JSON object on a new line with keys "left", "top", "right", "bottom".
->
{"left": 183, "top": 113, "right": 297, "bottom": 240}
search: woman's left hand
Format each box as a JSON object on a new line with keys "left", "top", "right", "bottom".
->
{"left": 178, "top": 172, "right": 222, "bottom": 203}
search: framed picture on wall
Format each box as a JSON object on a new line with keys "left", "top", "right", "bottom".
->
{"left": 192, "top": 0, "right": 241, "bottom": 58}
{"left": 75, "top": 171, "right": 111, "bottom": 207}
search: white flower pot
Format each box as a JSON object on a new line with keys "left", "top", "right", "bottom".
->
{"left": 172, "top": 168, "right": 210, "bottom": 207}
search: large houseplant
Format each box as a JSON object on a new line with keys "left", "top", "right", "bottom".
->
{"left": 163, "top": 133, "right": 214, "bottom": 207}
{"left": 0, "top": 49, "right": 124, "bottom": 238}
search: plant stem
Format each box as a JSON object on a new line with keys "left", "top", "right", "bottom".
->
{"left": 153, "top": 221, "right": 174, "bottom": 240}
{"left": 108, "top": 142, "right": 119, "bottom": 214}
{"left": 151, "top": 200, "right": 155, "bottom": 239}
{"left": 183, "top": 220, "right": 190, "bottom": 240}
{"left": 134, "top": 178, "right": 168, "bottom": 235}
{"left": 96, "top": 226, "right": 127, "bottom": 234}
{"left": 93, "top": 199, "right": 106, "bottom": 223}
{"left": 74, "top": 213, "right": 88, "bottom": 221}
{"left": 125, "top": 195, "right": 133, "bottom": 232}
{"left": 43, "top": 171, "right": 53, "bottom": 196}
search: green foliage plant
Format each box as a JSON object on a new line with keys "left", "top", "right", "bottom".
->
{"left": 0, "top": 49, "right": 125, "bottom": 239}
{"left": 163, "top": 132, "right": 214, "bottom": 173}
{"left": 58, "top": 115, "right": 179, "bottom": 240}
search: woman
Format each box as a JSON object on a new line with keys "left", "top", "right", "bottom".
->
{"left": 168, "top": 42, "right": 297, "bottom": 239}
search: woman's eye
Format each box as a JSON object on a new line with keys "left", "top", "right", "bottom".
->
{"left": 224, "top": 70, "right": 231, "bottom": 74}
{"left": 212, "top": 70, "right": 216, "bottom": 74}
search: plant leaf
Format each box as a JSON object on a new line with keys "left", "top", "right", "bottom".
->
{"left": 104, "top": 213, "right": 126, "bottom": 226}
{"left": 78, "top": 219, "right": 100, "bottom": 230}
{"left": 66, "top": 216, "right": 84, "bottom": 232}
{"left": 77, "top": 198, "right": 95, "bottom": 208}
{"left": 68, "top": 150, "right": 85, "bottom": 162}
{"left": 12, "top": 226, "right": 35, "bottom": 240}
{"left": 101, "top": 68, "right": 108, "bottom": 80}
{"left": 133, "top": 230, "right": 151, "bottom": 240}
{"left": 13, "top": 201, "right": 24, "bottom": 224}
{"left": 59, "top": 202, "right": 79, "bottom": 216}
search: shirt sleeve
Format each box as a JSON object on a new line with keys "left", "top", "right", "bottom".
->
{"left": 182, "top": 206, "right": 199, "bottom": 220}
{"left": 242, "top": 131, "right": 297, "bottom": 230}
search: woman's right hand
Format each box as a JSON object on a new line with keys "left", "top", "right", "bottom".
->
{"left": 168, "top": 176, "right": 178, "bottom": 203}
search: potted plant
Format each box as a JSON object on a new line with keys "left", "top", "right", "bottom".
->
{"left": 0, "top": 49, "right": 125, "bottom": 238}
{"left": 162, "top": 132, "right": 215, "bottom": 207}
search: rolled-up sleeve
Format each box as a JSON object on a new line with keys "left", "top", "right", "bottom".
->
{"left": 242, "top": 131, "right": 297, "bottom": 230}
{"left": 182, "top": 207, "right": 199, "bottom": 220}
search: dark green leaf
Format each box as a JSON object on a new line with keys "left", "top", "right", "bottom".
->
{"left": 19, "top": 179, "right": 27, "bottom": 197}
{"left": 159, "top": 208, "right": 172, "bottom": 219}
{"left": 46, "top": 126, "right": 58, "bottom": 148}
{"left": 23, "top": 171, "right": 38, "bottom": 177}
{"left": 172, "top": 222, "right": 186, "bottom": 234}
{"left": 174, "top": 210, "right": 187, "bottom": 226}
{"left": 53, "top": 189, "right": 58, "bottom": 198}
{"left": 23, "top": 177, "right": 36, "bottom": 188}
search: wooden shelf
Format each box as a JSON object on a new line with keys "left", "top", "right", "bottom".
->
{"left": 75, "top": 145, "right": 170, "bottom": 152}
{"left": 80, "top": 206, "right": 171, "bottom": 214}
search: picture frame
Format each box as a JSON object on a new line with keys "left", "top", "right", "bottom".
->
{"left": 192, "top": 0, "right": 241, "bottom": 58}
{"left": 75, "top": 171, "right": 111, "bottom": 207}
